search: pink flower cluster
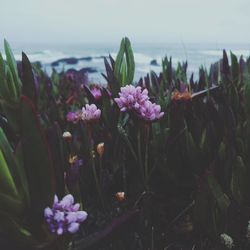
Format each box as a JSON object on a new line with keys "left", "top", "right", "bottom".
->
{"left": 114, "top": 85, "right": 149, "bottom": 112}
{"left": 66, "top": 104, "right": 101, "bottom": 123}
{"left": 114, "top": 85, "right": 164, "bottom": 121}
{"left": 44, "top": 194, "right": 87, "bottom": 235}
{"left": 81, "top": 104, "right": 101, "bottom": 121}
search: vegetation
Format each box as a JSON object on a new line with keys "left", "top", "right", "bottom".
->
{"left": 0, "top": 37, "right": 250, "bottom": 249}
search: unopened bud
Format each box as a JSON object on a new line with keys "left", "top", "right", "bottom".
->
{"left": 97, "top": 142, "right": 104, "bottom": 158}
{"left": 69, "top": 155, "right": 78, "bottom": 164}
{"left": 115, "top": 192, "right": 126, "bottom": 202}
{"left": 63, "top": 131, "right": 72, "bottom": 141}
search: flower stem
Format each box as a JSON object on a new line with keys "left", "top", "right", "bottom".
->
{"left": 87, "top": 125, "right": 105, "bottom": 209}
{"left": 144, "top": 124, "right": 150, "bottom": 189}
{"left": 137, "top": 128, "right": 145, "bottom": 186}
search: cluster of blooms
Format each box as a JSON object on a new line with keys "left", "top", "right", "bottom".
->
{"left": 171, "top": 89, "right": 192, "bottom": 102}
{"left": 220, "top": 233, "right": 234, "bottom": 249}
{"left": 114, "top": 85, "right": 164, "bottom": 121}
{"left": 81, "top": 104, "right": 101, "bottom": 121}
{"left": 66, "top": 104, "right": 101, "bottom": 123}
{"left": 44, "top": 194, "right": 87, "bottom": 235}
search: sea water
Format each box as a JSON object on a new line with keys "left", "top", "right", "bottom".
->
{"left": 1, "top": 42, "right": 250, "bottom": 84}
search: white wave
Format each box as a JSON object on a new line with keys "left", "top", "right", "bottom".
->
{"left": 110, "top": 52, "right": 153, "bottom": 64}
{"left": 2, "top": 50, "right": 69, "bottom": 64}
{"left": 201, "top": 50, "right": 250, "bottom": 57}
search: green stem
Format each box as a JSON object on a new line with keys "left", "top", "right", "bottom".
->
{"left": 145, "top": 124, "right": 150, "bottom": 186}
{"left": 137, "top": 128, "right": 145, "bottom": 185}
{"left": 87, "top": 125, "right": 105, "bottom": 209}
{"left": 99, "top": 157, "right": 103, "bottom": 181}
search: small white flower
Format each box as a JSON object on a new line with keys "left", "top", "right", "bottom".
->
{"left": 220, "top": 233, "right": 234, "bottom": 249}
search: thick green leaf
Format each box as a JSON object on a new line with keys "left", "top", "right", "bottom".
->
{"left": 231, "top": 156, "right": 247, "bottom": 203}
{"left": 207, "top": 175, "right": 230, "bottom": 212}
{"left": 21, "top": 95, "right": 55, "bottom": 225}
{"left": 124, "top": 37, "right": 135, "bottom": 84}
{"left": 0, "top": 149, "right": 18, "bottom": 196}
{"left": 0, "top": 192, "right": 23, "bottom": 215}
{"left": 244, "top": 71, "right": 250, "bottom": 118}
{"left": 22, "top": 52, "right": 37, "bottom": 107}
{"left": 230, "top": 51, "right": 239, "bottom": 86}
{"left": 0, "top": 53, "right": 9, "bottom": 99}
{"left": 1, "top": 101, "right": 20, "bottom": 133}
{"left": 6, "top": 64, "right": 18, "bottom": 100}
{"left": 114, "top": 38, "right": 126, "bottom": 84}
{"left": 4, "top": 39, "right": 21, "bottom": 95}
{"left": 0, "top": 210, "right": 32, "bottom": 245}
{"left": 0, "top": 128, "right": 28, "bottom": 201}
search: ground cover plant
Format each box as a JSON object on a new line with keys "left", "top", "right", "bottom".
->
{"left": 0, "top": 38, "right": 250, "bottom": 249}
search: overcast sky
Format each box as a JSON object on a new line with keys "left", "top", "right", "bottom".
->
{"left": 0, "top": 0, "right": 250, "bottom": 45}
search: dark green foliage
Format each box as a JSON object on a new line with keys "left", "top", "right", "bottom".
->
{"left": 1, "top": 38, "right": 250, "bottom": 250}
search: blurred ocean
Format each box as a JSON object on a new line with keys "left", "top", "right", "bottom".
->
{"left": 1, "top": 42, "right": 250, "bottom": 83}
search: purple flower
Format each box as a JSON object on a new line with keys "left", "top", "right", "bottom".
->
{"left": 115, "top": 85, "right": 164, "bottom": 121}
{"left": 114, "top": 85, "right": 149, "bottom": 112}
{"left": 44, "top": 194, "right": 88, "bottom": 235}
{"left": 66, "top": 111, "right": 81, "bottom": 123}
{"left": 66, "top": 112, "right": 77, "bottom": 122}
{"left": 81, "top": 104, "right": 101, "bottom": 122}
{"left": 91, "top": 86, "right": 102, "bottom": 100}
{"left": 138, "top": 100, "right": 164, "bottom": 121}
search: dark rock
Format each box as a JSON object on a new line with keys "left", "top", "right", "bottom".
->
{"left": 79, "top": 67, "right": 97, "bottom": 74}
{"left": 79, "top": 55, "right": 107, "bottom": 61}
{"left": 79, "top": 56, "right": 93, "bottom": 61}
{"left": 150, "top": 59, "right": 159, "bottom": 66}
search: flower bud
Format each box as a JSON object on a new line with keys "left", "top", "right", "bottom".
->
{"left": 62, "top": 131, "right": 72, "bottom": 141}
{"left": 115, "top": 192, "right": 126, "bottom": 202}
{"left": 69, "top": 155, "right": 78, "bottom": 164}
{"left": 97, "top": 142, "right": 104, "bottom": 158}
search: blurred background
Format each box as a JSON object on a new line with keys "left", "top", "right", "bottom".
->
{"left": 0, "top": 0, "right": 249, "bottom": 83}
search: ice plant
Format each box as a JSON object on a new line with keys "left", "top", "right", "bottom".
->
{"left": 44, "top": 194, "right": 87, "bottom": 235}
{"left": 81, "top": 104, "right": 101, "bottom": 122}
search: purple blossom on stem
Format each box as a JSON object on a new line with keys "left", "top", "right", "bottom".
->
{"left": 138, "top": 100, "right": 164, "bottom": 121}
{"left": 44, "top": 194, "right": 87, "bottom": 235}
{"left": 114, "top": 85, "right": 149, "bottom": 112}
{"left": 115, "top": 85, "right": 164, "bottom": 121}
{"left": 66, "top": 104, "right": 101, "bottom": 124}
{"left": 81, "top": 104, "right": 101, "bottom": 122}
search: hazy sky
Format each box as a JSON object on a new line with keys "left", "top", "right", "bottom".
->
{"left": 1, "top": 0, "right": 250, "bottom": 44}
